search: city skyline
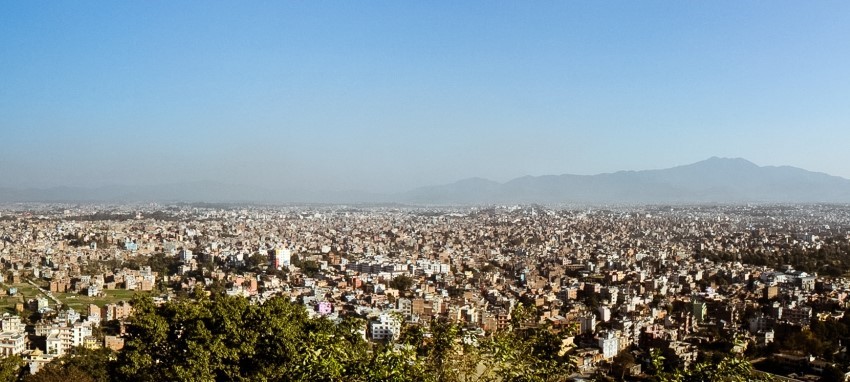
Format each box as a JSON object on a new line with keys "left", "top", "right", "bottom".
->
{"left": 2, "top": 2, "right": 849, "bottom": 193}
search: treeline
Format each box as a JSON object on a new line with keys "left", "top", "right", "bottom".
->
{"left": 696, "top": 237, "right": 850, "bottom": 276}
{"left": 4, "top": 292, "right": 768, "bottom": 382}
{"left": 12, "top": 292, "right": 576, "bottom": 382}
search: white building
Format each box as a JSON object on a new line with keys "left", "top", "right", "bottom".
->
{"left": 0, "top": 315, "right": 26, "bottom": 356}
{"left": 180, "top": 249, "right": 194, "bottom": 263}
{"left": 271, "top": 248, "right": 292, "bottom": 270}
{"left": 0, "top": 315, "right": 23, "bottom": 333}
{"left": 598, "top": 306, "right": 611, "bottom": 322}
{"left": 57, "top": 308, "right": 80, "bottom": 326}
{"left": 370, "top": 313, "right": 401, "bottom": 341}
{"left": 397, "top": 298, "right": 412, "bottom": 318}
{"left": 598, "top": 330, "right": 619, "bottom": 360}
{"left": 44, "top": 322, "right": 93, "bottom": 355}
{"left": 578, "top": 313, "right": 596, "bottom": 334}
{"left": 46, "top": 333, "right": 64, "bottom": 355}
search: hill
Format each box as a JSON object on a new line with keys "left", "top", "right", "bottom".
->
{"left": 398, "top": 157, "right": 850, "bottom": 205}
{"left": 3, "top": 158, "right": 849, "bottom": 205}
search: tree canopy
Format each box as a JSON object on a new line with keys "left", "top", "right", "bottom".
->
{"left": 15, "top": 295, "right": 770, "bottom": 382}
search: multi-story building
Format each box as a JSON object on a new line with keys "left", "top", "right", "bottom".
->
{"left": 369, "top": 313, "right": 401, "bottom": 341}
{"left": 598, "top": 330, "right": 619, "bottom": 360}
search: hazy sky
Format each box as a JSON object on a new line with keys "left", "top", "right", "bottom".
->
{"left": 2, "top": 1, "right": 849, "bottom": 193}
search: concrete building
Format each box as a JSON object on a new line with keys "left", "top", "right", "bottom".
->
{"left": 598, "top": 330, "right": 619, "bottom": 360}
{"left": 369, "top": 313, "right": 401, "bottom": 341}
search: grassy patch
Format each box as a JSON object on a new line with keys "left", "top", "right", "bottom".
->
{"left": 53, "top": 289, "right": 140, "bottom": 311}
{"left": 0, "top": 282, "right": 142, "bottom": 314}
{"left": 0, "top": 296, "right": 21, "bottom": 315}
{"left": 0, "top": 282, "right": 45, "bottom": 314}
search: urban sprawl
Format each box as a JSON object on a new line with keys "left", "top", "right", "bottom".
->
{"left": 2, "top": 203, "right": 850, "bottom": 381}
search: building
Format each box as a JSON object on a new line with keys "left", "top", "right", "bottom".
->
{"left": 598, "top": 330, "right": 619, "bottom": 360}
{"left": 26, "top": 349, "right": 58, "bottom": 375}
{"left": 0, "top": 315, "right": 26, "bottom": 356}
{"left": 317, "top": 301, "right": 333, "bottom": 316}
{"left": 692, "top": 301, "right": 707, "bottom": 322}
{"left": 578, "top": 313, "right": 597, "bottom": 334}
{"left": 0, "top": 332, "right": 26, "bottom": 356}
{"left": 270, "top": 248, "right": 292, "bottom": 270}
{"left": 764, "top": 285, "right": 780, "bottom": 300}
{"left": 104, "top": 335, "right": 125, "bottom": 351}
{"left": 369, "top": 313, "right": 401, "bottom": 341}
{"left": 103, "top": 302, "right": 134, "bottom": 321}
{"left": 598, "top": 306, "right": 612, "bottom": 322}
{"left": 45, "top": 333, "right": 63, "bottom": 355}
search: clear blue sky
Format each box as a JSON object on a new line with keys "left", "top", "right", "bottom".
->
{"left": 2, "top": 1, "right": 849, "bottom": 192}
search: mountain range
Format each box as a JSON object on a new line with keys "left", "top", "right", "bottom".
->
{"left": 2, "top": 157, "right": 849, "bottom": 205}
{"left": 400, "top": 157, "right": 850, "bottom": 205}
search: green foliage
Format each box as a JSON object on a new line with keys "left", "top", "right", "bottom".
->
{"left": 243, "top": 252, "right": 267, "bottom": 272}
{"left": 24, "top": 347, "right": 113, "bottom": 382}
{"left": 509, "top": 303, "right": 536, "bottom": 328}
{"left": 24, "top": 366, "right": 95, "bottom": 382}
{"left": 389, "top": 275, "right": 415, "bottom": 293}
{"left": 696, "top": 237, "right": 850, "bottom": 277}
{"left": 112, "top": 293, "right": 379, "bottom": 382}
{"left": 471, "top": 303, "right": 574, "bottom": 382}
{"left": 782, "top": 329, "right": 829, "bottom": 357}
{"left": 300, "top": 260, "right": 321, "bottom": 278}
{"left": 647, "top": 350, "right": 773, "bottom": 382}
{"left": 478, "top": 329, "right": 571, "bottom": 382}
{"left": 23, "top": 295, "right": 580, "bottom": 382}
{"left": 59, "top": 347, "right": 113, "bottom": 382}
{"left": 360, "top": 344, "right": 429, "bottom": 382}
{"left": 144, "top": 253, "right": 181, "bottom": 276}
{"left": 0, "top": 355, "right": 23, "bottom": 382}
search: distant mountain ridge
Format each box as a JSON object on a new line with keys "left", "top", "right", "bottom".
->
{"left": 2, "top": 158, "right": 849, "bottom": 205}
{"left": 398, "top": 157, "right": 850, "bottom": 204}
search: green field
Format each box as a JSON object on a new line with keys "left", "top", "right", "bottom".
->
{"left": 0, "top": 282, "right": 45, "bottom": 314}
{"left": 53, "top": 289, "right": 140, "bottom": 311}
{"left": 0, "top": 296, "right": 22, "bottom": 315}
{"left": 0, "top": 283, "right": 141, "bottom": 313}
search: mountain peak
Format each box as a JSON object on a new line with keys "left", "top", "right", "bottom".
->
{"left": 690, "top": 156, "right": 759, "bottom": 168}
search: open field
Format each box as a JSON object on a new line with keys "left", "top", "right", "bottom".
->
{"left": 54, "top": 289, "right": 140, "bottom": 311}
{"left": 0, "top": 282, "right": 141, "bottom": 313}
{"left": 0, "top": 295, "right": 22, "bottom": 315}
{"left": 0, "top": 282, "right": 44, "bottom": 314}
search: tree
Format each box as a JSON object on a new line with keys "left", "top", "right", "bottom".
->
{"left": 474, "top": 303, "right": 574, "bottom": 382}
{"left": 116, "top": 292, "right": 376, "bottom": 382}
{"left": 23, "top": 348, "right": 113, "bottom": 382}
{"left": 299, "top": 260, "right": 321, "bottom": 278}
{"left": 389, "top": 275, "right": 414, "bottom": 293}
{"left": 60, "top": 347, "right": 113, "bottom": 382}
{"left": 244, "top": 252, "right": 267, "bottom": 272}
{"left": 647, "top": 351, "right": 773, "bottom": 382}
{"left": 821, "top": 365, "right": 847, "bottom": 382}
{"left": 114, "top": 295, "right": 175, "bottom": 382}
{"left": 422, "top": 320, "right": 462, "bottom": 381}
{"left": 0, "top": 355, "right": 23, "bottom": 382}
{"left": 144, "top": 253, "right": 181, "bottom": 276}
{"left": 105, "top": 293, "right": 590, "bottom": 382}
{"left": 358, "top": 343, "right": 428, "bottom": 382}
{"left": 24, "top": 364, "right": 96, "bottom": 382}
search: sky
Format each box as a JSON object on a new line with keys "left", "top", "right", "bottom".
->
{"left": 2, "top": 1, "right": 849, "bottom": 193}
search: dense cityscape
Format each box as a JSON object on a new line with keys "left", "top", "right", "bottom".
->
{"left": 0, "top": 203, "right": 849, "bottom": 380}
{"left": 5, "top": 0, "right": 850, "bottom": 381}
